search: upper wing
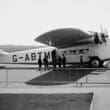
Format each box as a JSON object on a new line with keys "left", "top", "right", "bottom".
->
{"left": 35, "top": 28, "right": 92, "bottom": 48}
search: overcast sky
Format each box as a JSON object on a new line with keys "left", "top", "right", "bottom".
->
{"left": 0, "top": 0, "right": 110, "bottom": 45}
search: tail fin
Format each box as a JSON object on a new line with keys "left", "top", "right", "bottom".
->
{"left": 0, "top": 49, "right": 8, "bottom": 55}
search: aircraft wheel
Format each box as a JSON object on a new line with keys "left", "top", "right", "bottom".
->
{"left": 89, "top": 58, "right": 102, "bottom": 68}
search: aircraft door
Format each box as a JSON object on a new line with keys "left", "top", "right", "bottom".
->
{"left": 51, "top": 49, "right": 57, "bottom": 67}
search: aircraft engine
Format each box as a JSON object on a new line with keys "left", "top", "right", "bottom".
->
{"left": 89, "top": 27, "right": 109, "bottom": 44}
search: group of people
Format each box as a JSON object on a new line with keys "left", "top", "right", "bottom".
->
{"left": 38, "top": 54, "right": 66, "bottom": 70}
{"left": 38, "top": 54, "right": 49, "bottom": 70}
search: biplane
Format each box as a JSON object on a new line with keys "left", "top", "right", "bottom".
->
{"left": 35, "top": 28, "right": 109, "bottom": 67}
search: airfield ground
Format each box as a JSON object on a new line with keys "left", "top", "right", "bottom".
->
{"left": 0, "top": 64, "right": 110, "bottom": 110}
{"left": 0, "top": 64, "right": 110, "bottom": 87}
{"left": 0, "top": 87, "right": 110, "bottom": 110}
{"left": 0, "top": 93, "right": 93, "bottom": 110}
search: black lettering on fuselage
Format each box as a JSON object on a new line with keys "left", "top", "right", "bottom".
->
{"left": 12, "top": 55, "right": 17, "bottom": 62}
{"left": 25, "top": 54, "right": 30, "bottom": 61}
{"left": 43, "top": 51, "right": 51, "bottom": 59}
{"left": 31, "top": 53, "right": 36, "bottom": 60}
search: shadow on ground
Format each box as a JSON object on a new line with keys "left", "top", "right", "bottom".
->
{"left": 26, "top": 68, "right": 95, "bottom": 86}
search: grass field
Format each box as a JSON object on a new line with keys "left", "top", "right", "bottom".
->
{"left": 0, "top": 93, "right": 93, "bottom": 110}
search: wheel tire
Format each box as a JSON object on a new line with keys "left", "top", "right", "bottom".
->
{"left": 89, "top": 58, "right": 102, "bottom": 68}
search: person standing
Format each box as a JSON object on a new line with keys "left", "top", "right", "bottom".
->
{"left": 38, "top": 54, "right": 42, "bottom": 70}
{"left": 52, "top": 50, "right": 57, "bottom": 68}
{"left": 62, "top": 54, "right": 66, "bottom": 68}
{"left": 43, "top": 54, "right": 49, "bottom": 70}
{"left": 53, "top": 57, "right": 57, "bottom": 68}
{"left": 57, "top": 55, "right": 62, "bottom": 68}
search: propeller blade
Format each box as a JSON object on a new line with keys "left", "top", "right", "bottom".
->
{"left": 100, "top": 25, "right": 104, "bottom": 34}
{"left": 104, "top": 28, "right": 109, "bottom": 37}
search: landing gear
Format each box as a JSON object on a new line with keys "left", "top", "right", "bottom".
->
{"left": 89, "top": 57, "right": 103, "bottom": 68}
